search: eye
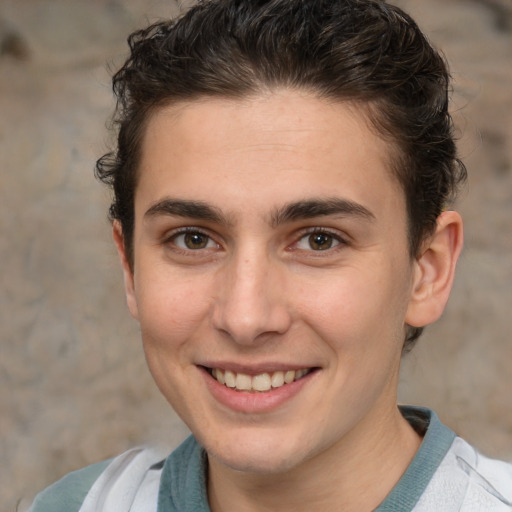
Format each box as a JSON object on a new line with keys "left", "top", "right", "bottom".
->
{"left": 172, "top": 230, "right": 218, "bottom": 250}
{"left": 296, "top": 231, "right": 342, "bottom": 251}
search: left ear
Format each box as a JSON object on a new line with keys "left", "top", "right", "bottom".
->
{"left": 405, "top": 210, "right": 463, "bottom": 328}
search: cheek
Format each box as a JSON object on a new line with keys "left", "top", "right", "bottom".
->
{"left": 134, "top": 268, "right": 213, "bottom": 350}
{"left": 134, "top": 270, "right": 214, "bottom": 417}
{"left": 294, "top": 265, "right": 411, "bottom": 353}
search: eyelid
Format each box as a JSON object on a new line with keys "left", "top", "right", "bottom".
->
{"left": 160, "top": 225, "right": 348, "bottom": 254}
{"left": 290, "top": 227, "right": 349, "bottom": 251}
{"left": 162, "top": 226, "right": 222, "bottom": 251}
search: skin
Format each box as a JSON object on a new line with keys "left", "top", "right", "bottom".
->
{"left": 114, "top": 90, "right": 463, "bottom": 511}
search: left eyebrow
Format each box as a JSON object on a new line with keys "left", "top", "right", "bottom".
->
{"left": 270, "top": 198, "right": 376, "bottom": 227}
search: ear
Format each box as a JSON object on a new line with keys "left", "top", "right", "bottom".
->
{"left": 112, "top": 221, "right": 139, "bottom": 320}
{"left": 405, "top": 210, "right": 463, "bottom": 328}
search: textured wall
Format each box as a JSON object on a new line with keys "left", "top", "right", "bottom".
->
{"left": 0, "top": 1, "right": 510, "bottom": 510}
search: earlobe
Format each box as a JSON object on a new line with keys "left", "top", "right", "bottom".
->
{"left": 112, "top": 221, "right": 139, "bottom": 320}
{"left": 405, "top": 211, "right": 464, "bottom": 328}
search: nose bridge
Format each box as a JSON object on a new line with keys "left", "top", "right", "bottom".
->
{"left": 212, "top": 243, "right": 291, "bottom": 344}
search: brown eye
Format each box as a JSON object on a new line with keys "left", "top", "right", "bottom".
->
{"left": 173, "top": 231, "right": 216, "bottom": 250}
{"left": 308, "top": 232, "right": 334, "bottom": 250}
{"left": 184, "top": 233, "right": 208, "bottom": 249}
{"left": 295, "top": 231, "right": 342, "bottom": 251}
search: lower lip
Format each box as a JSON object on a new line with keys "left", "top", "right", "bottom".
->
{"left": 201, "top": 367, "right": 318, "bottom": 414}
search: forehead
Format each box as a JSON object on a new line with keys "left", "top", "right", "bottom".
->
{"left": 136, "top": 91, "right": 405, "bottom": 223}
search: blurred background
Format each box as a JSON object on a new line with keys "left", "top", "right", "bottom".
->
{"left": 0, "top": 0, "right": 511, "bottom": 510}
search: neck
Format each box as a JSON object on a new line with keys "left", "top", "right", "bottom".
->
{"left": 208, "top": 405, "right": 421, "bottom": 512}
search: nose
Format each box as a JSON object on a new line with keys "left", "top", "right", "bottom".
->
{"left": 211, "top": 248, "right": 292, "bottom": 346}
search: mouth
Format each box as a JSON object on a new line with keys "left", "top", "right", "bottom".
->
{"left": 205, "top": 367, "right": 316, "bottom": 393}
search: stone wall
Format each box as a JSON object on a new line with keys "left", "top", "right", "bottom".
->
{"left": 0, "top": 1, "right": 510, "bottom": 510}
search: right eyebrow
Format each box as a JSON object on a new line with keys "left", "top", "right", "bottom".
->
{"left": 144, "top": 198, "right": 230, "bottom": 225}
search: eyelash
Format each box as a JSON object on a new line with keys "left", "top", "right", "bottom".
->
{"left": 163, "top": 226, "right": 347, "bottom": 255}
{"left": 292, "top": 227, "right": 348, "bottom": 253}
{"left": 163, "top": 227, "right": 221, "bottom": 254}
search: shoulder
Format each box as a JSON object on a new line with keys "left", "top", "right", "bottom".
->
{"left": 28, "top": 459, "right": 112, "bottom": 512}
{"left": 416, "top": 436, "right": 512, "bottom": 511}
{"left": 158, "top": 435, "right": 210, "bottom": 512}
{"left": 28, "top": 447, "right": 167, "bottom": 512}
{"left": 452, "top": 437, "right": 512, "bottom": 507}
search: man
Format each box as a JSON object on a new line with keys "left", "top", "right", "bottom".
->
{"left": 29, "top": 0, "right": 512, "bottom": 510}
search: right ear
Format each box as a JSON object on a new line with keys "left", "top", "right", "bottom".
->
{"left": 112, "top": 221, "right": 139, "bottom": 320}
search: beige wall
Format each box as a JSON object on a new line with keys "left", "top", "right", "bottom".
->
{"left": 1, "top": 0, "right": 510, "bottom": 510}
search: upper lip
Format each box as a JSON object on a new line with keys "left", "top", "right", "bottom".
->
{"left": 198, "top": 362, "right": 320, "bottom": 375}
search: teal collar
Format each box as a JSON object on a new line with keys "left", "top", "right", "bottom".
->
{"left": 375, "top": 406, "right": 456, "bottom": 511}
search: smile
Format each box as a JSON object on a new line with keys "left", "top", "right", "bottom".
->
{"left": 209, "top": 368, "right": 313, "bottom": 393}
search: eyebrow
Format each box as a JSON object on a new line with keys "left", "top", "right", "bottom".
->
{"left": 270, "top": 198, "right": 375, "bottom": 227}
{"left": 144, "top": 198, "right": 229, "bottom": 225}
{"left": 144, "top": 197, "right": 375, "bottom": 227}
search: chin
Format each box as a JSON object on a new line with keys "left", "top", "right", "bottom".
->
{"left": 201, "top": 428, "right": 315, "bottom": 475}
{"left": 210, "top": 448, "right": 302, "bottom": 475}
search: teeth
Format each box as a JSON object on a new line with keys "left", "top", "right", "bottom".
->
{"left": 211, "top": 368, "right": 311, "bottom": 392}
{"left": 252, "top": 373, "right": 271, "bottom": 392}
{"left": 224, "top": 370, "right": 236, "bottom": 388}
{"left": 296, "top": 369, "right": 308, "bottom": 379}
{"left": 271, "top": 371, "right": 284, "bottom": 388}
{"left": 215, "top": 368, "right": 225, "bottom": 385}
{"left": 235, "top": 373, "right": 252, "bottom": 391}
{"left": 284, "top": 370, "right": 295, "bottom": 384}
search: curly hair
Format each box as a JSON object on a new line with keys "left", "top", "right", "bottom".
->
{"left": 96, "top": 0, "right": 467, "bottom": 350}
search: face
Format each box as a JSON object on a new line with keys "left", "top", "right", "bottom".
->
{"left": 119, "top": 90, "right": 420, "bottom": 474}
